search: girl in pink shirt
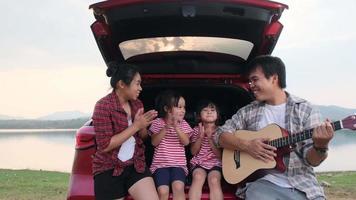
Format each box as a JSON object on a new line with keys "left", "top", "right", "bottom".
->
{"left": 149, "top": 90, "right": 193, "bottom": 200}
{"left": 189, "top": 100, "right": 223, "bottom": 200}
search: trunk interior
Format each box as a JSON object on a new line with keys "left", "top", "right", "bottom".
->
{"left": 141, "top": 84, "right": 253, "bottom": 125}
{"left": 140, "top": 84, "right": 253, "bottom": 174}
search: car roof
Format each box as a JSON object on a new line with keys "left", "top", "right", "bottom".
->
{"left": 89, "top": 0, "right": 288, "bottom": 74}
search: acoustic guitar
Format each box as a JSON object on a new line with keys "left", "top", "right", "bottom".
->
{"left": 222, "top": 115, "right": 356, "bottom": 184}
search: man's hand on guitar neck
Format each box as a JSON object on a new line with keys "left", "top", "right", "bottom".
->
{"left": 242, "top": 138, "right": 277, "bottom": 163}
{"left": 312, "top": 119, "right": 334, "bottom": 149}
{"left": 308, "top": 119, "right": 334, "bottom": 166}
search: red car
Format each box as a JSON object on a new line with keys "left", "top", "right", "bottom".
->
{"left": 67, "top": 0, "right": 288, "bottom": 199}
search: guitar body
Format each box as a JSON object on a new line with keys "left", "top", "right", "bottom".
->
{"left": 222, "top": 124, "right": 289, "bottom": 184}
{"left": 222, "top": 115, "right": 356, "bottom": 184}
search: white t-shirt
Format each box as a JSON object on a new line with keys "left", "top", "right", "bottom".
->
{"left": 117, "top": 117, "right": 136, "bottom": 162}
{"left": 258, "top": 103, "right": 293, "bottom": 188}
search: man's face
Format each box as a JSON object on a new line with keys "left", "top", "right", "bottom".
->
{"left": 248, "top": 66, "right": 277, "bottom": 102}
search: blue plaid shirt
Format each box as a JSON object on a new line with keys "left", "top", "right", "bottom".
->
{"left": 214, "top": 92, "right": 325, "bottom": 200}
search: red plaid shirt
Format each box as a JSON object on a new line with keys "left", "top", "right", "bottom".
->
{"left": 92, "top": 91, "right": 146, "bottom": 176}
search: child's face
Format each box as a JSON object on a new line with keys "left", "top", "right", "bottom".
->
{"left": 200, "top": 106, "right": 217, "bottom": 123}
{"left": 170, "top": 97, "right": 186, "bottom": 121}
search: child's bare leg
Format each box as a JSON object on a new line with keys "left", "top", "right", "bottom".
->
{"left": 157, "top": 185, "right": 170, "bottom": 200}
{"left": 207, "top": 170, "right": 223, "bottom": 200}
{"left": 172, "top": 180, "right": 185, "bottom": 200}
{"left": 188, "top": 168, "right": 207, "bottom": 200}
{"left": 128, "top": 177, "right": 159, "bottom": 200}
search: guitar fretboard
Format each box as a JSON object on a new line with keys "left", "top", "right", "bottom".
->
{"left": 268, "top": 120, "right": 342, "bottom": 148}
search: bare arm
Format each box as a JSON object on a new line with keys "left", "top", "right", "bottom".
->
{"left": 176, "top": 126, "right": 190, "bottom": 146}
{"left": 306, "top": 147, "right": 328, "bottom": 166}
{"left": 208, "top": 137, "right": 221, "bottom": 159}
{"left": 104, "top": 109, "right": 157, "bottom": 152}
{"left": 103, "top": 124, "right": 140, "bottom": 152}
{"left": 151, "top": 126, "right": 167, "bottom": 147}
{"left": 306, "top": 120, "right": 334, "bottom": 166}
{"left": 219, "top": 132, "right": 276, "bottom": 162}
{"left": 138, "top": 128, "right": 148, "bottom": 139}
{"left": 219, "top": 132, "right": 248, "bottom": 151}
{"left": 190, "top": 137, "right": 203, "bottom": 155}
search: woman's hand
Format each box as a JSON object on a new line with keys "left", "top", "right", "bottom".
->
{"left": 133, "top": 108, "right": 158, "bottom": 130}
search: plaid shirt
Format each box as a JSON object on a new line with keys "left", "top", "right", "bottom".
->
{"left": 92, "top": 91, "right": 146, "bottom": 176}
{"left": 214, "top": 92, "right": 325, "bottom": 200}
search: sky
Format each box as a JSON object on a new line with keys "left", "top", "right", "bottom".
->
{"left": 0, "top": 0, "right": 355, "bottom": 119}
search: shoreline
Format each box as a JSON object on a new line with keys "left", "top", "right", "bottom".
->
{"left": 0, "top": 128, "right": 77, "bottom": 132}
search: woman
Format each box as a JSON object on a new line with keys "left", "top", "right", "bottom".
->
{"left": 92, "top": 62, "right": 159, "bottom": 200}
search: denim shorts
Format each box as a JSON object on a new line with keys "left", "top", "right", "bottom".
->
{"left": 153, "top": 167, "right": 186, "bottom": 187}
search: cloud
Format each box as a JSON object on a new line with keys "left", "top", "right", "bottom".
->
{"left": 0, "top": 0, "right": 101, "bottom": 70}
{"left": 277, "top": 0, "right": 356, "bottom": 49}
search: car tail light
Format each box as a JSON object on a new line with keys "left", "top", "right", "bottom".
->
{"left": 75, "top": 126, "right": 95, "bottom": 150}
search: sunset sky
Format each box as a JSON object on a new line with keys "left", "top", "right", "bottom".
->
{"left": 1, "top": 0, "right": 355, "bottom": 118}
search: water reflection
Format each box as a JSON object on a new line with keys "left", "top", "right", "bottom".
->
{"left": 0, "top": 130, "right": 355, "bottom": 173}
{"left": 315, "top": 143, "right": 356, "bottom": 172}
{"left": 0, "top": 130, "right": 75, "bottom": 173}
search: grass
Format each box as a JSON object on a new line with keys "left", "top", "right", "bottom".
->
{"left": 317, "top": 171, "right": 356, "bottom": 200}
{"left": 0, "top": 169, "right": 355, "bottom": 200}
{"left": 0, "top": 169, "right": 69, "bottom": 200}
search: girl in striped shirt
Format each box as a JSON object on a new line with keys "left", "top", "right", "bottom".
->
{"left": 149, "top": 90, "right": 193, "bottom": 200}
{"left": 189, "top": 100, "right": 223, "bottom": 200}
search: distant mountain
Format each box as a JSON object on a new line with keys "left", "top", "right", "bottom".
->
{"left": 37, "top": 111, "right": 91, "bottom": 121}
{"left": 0, "top": 114, "right": 24, "bottom": 120}
{"left": 0, "top": 118, "right": 90, "bottom": 129}
{"left": 1, "top": 105, "right": 355, "bottom": 122}
{"left": 317, "top": 105, "right": 356, "bottom": 120}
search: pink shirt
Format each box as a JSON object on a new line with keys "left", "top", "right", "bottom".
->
{"left": 190, "top": 127, "right": 221, "bottom": 170}
{"left": 149, "top": 118, "right": 193, "bottom": 175}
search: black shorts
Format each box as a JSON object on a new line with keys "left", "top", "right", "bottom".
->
{"left": 94, "top": 165, "right": 152, "bottom": 200}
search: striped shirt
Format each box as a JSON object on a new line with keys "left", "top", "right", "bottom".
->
{"left": 149, "top": 118, "right": 193, "bottom": 175}
{"left": 190, "top": 127, "right": 221, "bottom": 170}
{"left": 214, "top": 92, "right": 325, "bottom": 200}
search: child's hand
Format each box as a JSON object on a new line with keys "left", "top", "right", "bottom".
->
{"left": 198, "top": 123, "right": 205, "bottom": 138}
{"left": 172, "top": 114, "right": 181, "bottom": 128}
{"left": 167, "top": 113, "right": 181, "bottom": 128}
{"left": 133, "top": 108, "right": 158, "bottom": 130}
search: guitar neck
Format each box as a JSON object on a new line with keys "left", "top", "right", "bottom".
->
{"left": 268, "top": 120, "right": 342, "bottom": 148}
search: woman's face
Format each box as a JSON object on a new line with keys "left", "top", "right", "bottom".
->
{"left": 120, "top": 73, "right": 142, "bottom": 101}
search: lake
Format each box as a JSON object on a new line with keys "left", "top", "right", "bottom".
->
{"left": 0, "top": 129, "right": 355, "bottom": 173}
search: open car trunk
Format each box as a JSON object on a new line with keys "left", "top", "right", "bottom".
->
{"left": 90, "top": 0, "right": 288, "bottom": 71}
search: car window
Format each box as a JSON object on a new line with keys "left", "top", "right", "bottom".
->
{"left": 119, "top": 36, "right": 253, "bottom": 60}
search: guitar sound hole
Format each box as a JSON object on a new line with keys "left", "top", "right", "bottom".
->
{"left": 234, "top": 151, "right": 241, "bottom": 169}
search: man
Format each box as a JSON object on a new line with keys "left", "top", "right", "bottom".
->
{"left": 214, "top": 55, "right": 334, "bottom": 200}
